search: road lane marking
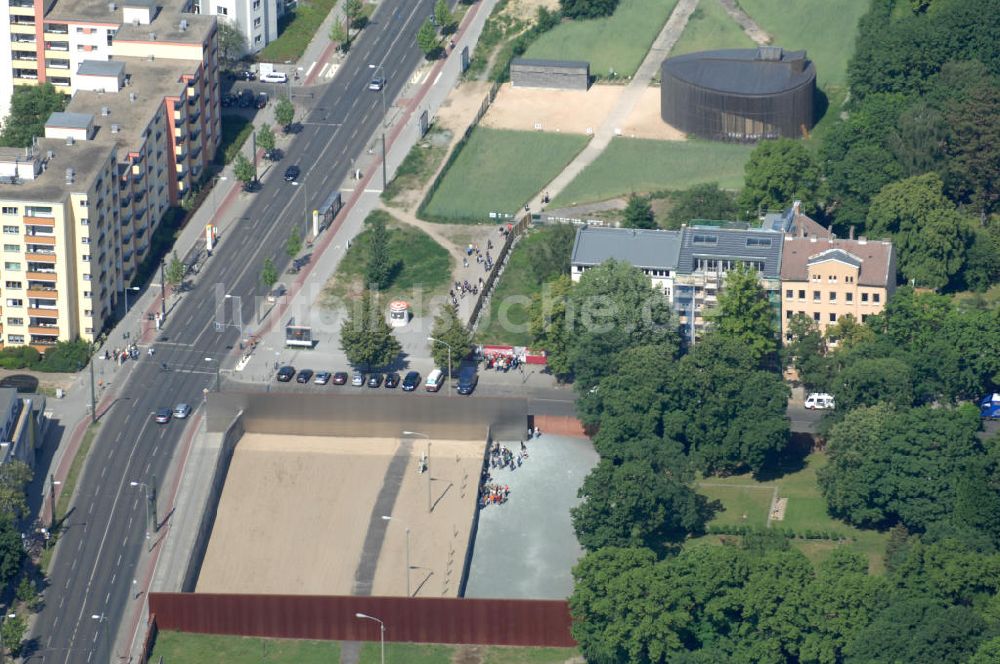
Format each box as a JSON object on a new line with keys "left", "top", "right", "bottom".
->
{"left": 305, "top": 61, "right": 317, "bottom": 77}
{"left": 318, "top": 62, "right": 330, "bottom": 78}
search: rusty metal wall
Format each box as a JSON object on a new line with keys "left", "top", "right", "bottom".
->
{"left": 205, "top": 391, "right": 529, "bottom": 441}
{"left": 148, "top": 593, "right": 575, "bottom": 647}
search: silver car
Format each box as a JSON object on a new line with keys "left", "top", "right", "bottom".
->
{"left": 351, "top": 371, "right": 365, "bottom": 387}
{"left": 173, "top": 403, "right": 192, "bottom": 419}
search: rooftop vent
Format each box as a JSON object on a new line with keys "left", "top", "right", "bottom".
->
{"left": 66, "top": 136, "right": 75, "bottom": 146}
{"left": 108, "top": 2, "right": 116, "bottom": 10}
{"left": 101, "top": 106, "right": 110, "bottom": 116}
{"left": 757, "top": 46, "right": 783, "bottom": 61}
{"left": 111, "top": 123, "right": 121, "bottom": 133}
{"left": 65, "top": 167, "right": 75, "bottom": 184}
{"left": 46, "top": 150, "right": 54, "bottom": 159}
{"left": 179, "top": 19, "right": 188, "bottom": 31}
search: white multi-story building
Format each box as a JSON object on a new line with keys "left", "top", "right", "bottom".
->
{"left": 192, "top": 0, "right": 281, "bottom": 54}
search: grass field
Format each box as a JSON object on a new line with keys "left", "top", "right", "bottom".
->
{"left": 219, "top": 115, "right": 254, "bottom": 164}
{"left": 382, "top": 125, "right": 452, "bottom": 207}
{"left": 669, "top": 0, "right": 755, "bottom": 56}
{"left": 322, "top": 210, "right": 452, "bottom": 312}
{"left": 151, "top": 632, "right": 578, "bottom": 664}
{"left": 257, "top": 0, "right": 339, "bottom": 63}
{"left": 737, "top": 0, "right": 870, "bottom": 87}
{"left": 550, "top": 138, "right": 752, "bottom": 208}
{"left": 523, "top": 0, "right": 678, "bottom": 78}
{"left": 422, "top": 128, "right": 588, "bottom": 223}
{"left": 693, "top": 453, "right": 889, "bottom": 572}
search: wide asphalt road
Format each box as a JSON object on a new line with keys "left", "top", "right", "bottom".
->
{"left": 29, "top": 1, "right": 435, "bottom": 661}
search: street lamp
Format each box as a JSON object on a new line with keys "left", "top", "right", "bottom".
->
{"left": 292, "top": 179, "right": 309, "bottom": 229}
{"left": 354, "top": 613, "right": 385, "bottom": 664}
{"left": 224, "top": 293, "right": 244, "bottom": 342}
{"left": 129, "top": 478, "right": 158, "bottom": 550}
{"left": 205, "top": 357, "right": 220, "bottom": 392}
{"left": 0, "top": 611, "right": 17, "bottom": 664}
{"left": 403, "top": 431, "right": 432, "bottom": 513}
{"left": 48, "top": 475, "right": 61, "bottom": 530}
{"left": 381, "top": 515, "right": 410, "bottom": 597}
{"left": 211, "top": 174, "right": 229, "bottom": 219}
{"left": 427, "top": 337, "right": 452, "bottom": 397}
{"left": 123, "top": 285, "right": 140, "bottom": 312}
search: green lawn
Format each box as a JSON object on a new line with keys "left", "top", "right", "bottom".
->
{"left": 218, "top": 115, "right": 253, "bottom": 164}
{"left": 737, "top": 0, "right": 870, "bottom": 87}
{"left": 698, "top": 483, "right": 773, "bottom": 527}
{"left": 322, "top": 210, "right": 453, "bottom": 312}
{"left": 669, "top": 0, "right": 755, "bottom": 56}
{"left": 151, "top": 633, "right": 578, "bottom": 664}
{"left": 257, "top": 0, "right": 339, "bottom": 63}
{"left": 382, "top": 125, "right": 452, "bottom": 207}
{"left": 422, "top": 128, "right": 588, "bottom": 223}
{"left": 692, "top": 453, "right": 889, "bottom": 572}
{"left": 524, "top": 0, "right": 678, "bottom": 78}
{"left": 551, "top": 138, "right": 752, "bottom": 208}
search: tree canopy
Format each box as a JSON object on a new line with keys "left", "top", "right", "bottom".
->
{"left": 708, "top": 261, "right": 777, "bottom": 366}
{"left": 622, "top": 194, "right": 656, "bottom": 229}
{"left": 339, "top": 290, "right": 401, "bottom": 370}
{"left": 665, "top": 183, "right": 739, "bottom": 229}
{"left": 738, "top": 138, "right": 822, "bottom": 216}
{"left": 0, "top": 84, "right": 68, "bottom": 148}
{"left": 429, "top": 305, "right": 472, "bottom": 374}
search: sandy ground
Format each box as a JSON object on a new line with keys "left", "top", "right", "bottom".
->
{"left": 480, "top": 84, "right": 686, "bottom": 141}
{"left": 430, "top": 81, "right": 494, "bottom": 134}
{"left": 196, "top": 434, "right": 484, "bottom": 597}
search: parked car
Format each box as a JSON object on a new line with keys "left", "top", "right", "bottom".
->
{"left": 804, "top": 393, "right": 835, "bottom": 410}
{"left": 424, "top": 369, "right": 445, "bottom": 393}
{"left": 296, "top": 369, "right": 314, "bottom": 384}
{"left": 154, "top": 408, "right": 172, "bottom": 424}
{"left": 384, "top": 372, "right": 400, "bottom": 388}
{"left": 456, "top": 365, "right": 478, "bottom": 396}
{"left": 260, "top": 71, "right": 288, "bottom": 83}
{"left": 332, "top": 371, "right": 349, "bottom": 385}
{"left": 173, "top": 403, "right": 192, "bottom": 419}
{"left": 368, "top": 76, "right": 385, "bottom": 91}
{"left": 256, "top": 92, "right": 268, "bottom": 109}
{"left": 239, "top": 69, "right": 256, "bottom": 81}
{"left": 402, "top": 371, "right": 421, "bottom": 392}
{"left": 351, "top": 371, "right": 365, "bottom": 387}
{"left": 238, "top": 90, "right": 254, "bottom": 108}
{"left": 276, "top": 366, "right": 296, "bottom": 382}
{"left": 267, "top": 283, "right": 287, "bottom": 303}
{"left": 367, "top": 373, "right": 384, "bottom": 388}
{"left": 981, "top": 393, "right": 1000, "bottom": 419}
{"left": 314, "top": 371, "right": 331, "bottom": 385}
{"left": 283, "top": 165, "right": 300, "bottom": 182}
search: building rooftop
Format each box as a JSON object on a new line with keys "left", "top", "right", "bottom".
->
{"left": 663, "top": 47, "right": 815, "bottom": 96}
{"left": 571, "top": 226, "right": 682, "bottom": 271}
{"left": 114, "top": 3, "right": 214, "bottom": 45}
{"left": 677, "top": 226, "right": 784, "bottom": 278}
{"left": 781, "top": 237, "right": 894, "bottom": 288}
{"left": 511, "top": 58, "right": 590, "bottom": 70}
{"left": 761, "top": 204, "right": 832, "bottom": 238}
{"left": 0, "top": 138, "right": 115, "bottom": 201}
{"left": 47, "top": 0, "right": 122, "bottom": 23}
{"left": 46, "top": 112, "right": 95, "bottom": 131}
{"left": 77, "top": 60, "right": 127, "bottom": 77}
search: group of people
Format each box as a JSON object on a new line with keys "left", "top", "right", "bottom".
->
{"left": 489, "top": 441, "right": 528, "bottom": 471}
{"left": 461, "top": 242, "right": 494, "bottom": 273}
{"left": 480, "top": 482, "right": 510, "bottom": 507}
{"left": 485, "top": 352, "right": 521, "bottom": 372}
{"left": 478, "top": 440, "right": 530, "bottom": 509}
{"left": 103, "top": 344, "right": 142, "bottom": 365}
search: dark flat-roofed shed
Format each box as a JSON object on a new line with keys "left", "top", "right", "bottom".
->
{"left": 510, "top": 58, "right": 589, "bottom": 90}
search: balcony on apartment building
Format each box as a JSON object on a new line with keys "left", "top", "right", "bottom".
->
{"left": 12, "top": 70, "right": 39, "bottom": 80}
{"left": 43, "top": 23, "right": 69, "bottom": 34}
{"left": 25, "top": 244, "right": 55, "bottom": 256}
{"left": 8, "top": 0, "right": 35, "bottom": 7}
{"left": 27, "top": 303, "right": 57, "bottom": 318}
{"left": 26, "top": 285, "right": 57, "bottom": 299}
{"left": 9, "top": 15, "right": 36, "bottom": 26}
{"left": 29, "top": 333, "right": 59, "bottom": 346}
{"left": 44, "top": 41, "right": 70, "bottom": 52}
{"left": 12, "top": 51, "right": 38, "bottom": 62}
{"left": 26, "top": 261, "right": 56, "bottom": 274}
{"left": 11, "top": 33, "right": 36, "bottom": 43}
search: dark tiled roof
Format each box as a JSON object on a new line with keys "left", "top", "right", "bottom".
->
{"left": 664, "top": 47, "right": 815, "bottom": 96}
{"left": 571, "top": 226, "right": 682, "bottom": 271}
{"left": 512, "top": 58, "right": 589, "bottom": 70}
{"left": 677, "top": 227, "right": 784, "bottom": 278}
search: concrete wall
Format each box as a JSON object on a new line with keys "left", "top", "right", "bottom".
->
{"left": 205, "top": 391, "right": 530, "bottom": 442}
{"left": 510, "top": 60, "right": 589, "bottom": 91}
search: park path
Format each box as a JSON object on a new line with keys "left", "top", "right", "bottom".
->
{"left": 717, "top": 0, "right": 772, "bottom": 45}
{"left": 529, "top": 0, "right": 702, "bottom": 213}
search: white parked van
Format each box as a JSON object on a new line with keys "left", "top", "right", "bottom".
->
{"left": 804, "top": 393, "right": 835, "bottom": 410}
{"left": 425, "top": 369, "right": 445, "bottom": 392}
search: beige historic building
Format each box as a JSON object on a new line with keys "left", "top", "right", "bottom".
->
{"left": 780, "top": 236, "right": 896, "bottom": 340}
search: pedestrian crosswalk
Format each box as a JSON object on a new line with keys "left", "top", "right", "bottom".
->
{"left": 308, "top": 61, "right": 340, "bottom": 81}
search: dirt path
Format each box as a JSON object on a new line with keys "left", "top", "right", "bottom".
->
{"left": 717, "top": 0, "right": 771, "bottom": 45}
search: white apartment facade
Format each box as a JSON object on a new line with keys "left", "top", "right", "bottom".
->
{"left": 193, "top": 0, "right": 281, "bottom": 54}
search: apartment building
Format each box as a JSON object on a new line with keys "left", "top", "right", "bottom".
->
{"left": 192, "top": 0, "right": 281, "bottom": 54}
{"left": 779, "top": 235, "right": 896, "bottom": 340}
{"left": 0, "top": 4, "right": 218, "bottom": 350}
{"left": 570, "top": 226, "right": 682, "bottom": 295}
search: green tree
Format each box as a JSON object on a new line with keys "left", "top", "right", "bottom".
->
{"left": 823, "top": 314, "right": 873, "bottom": 349}
{"left": 0, "top": 461, "right": 31, "bottom": 521}
{"left": 866, "top": 173, "right": 970, "bottom": 289}
{"left": 416, "top": 19, "right": 440, "bottom": 58}
{"left": 339, "top": 290, "right": 401, "bottom": 370}
{"left": 0, "top": 612, "right": 26, "bottom": 657}
{"left": 818, "top": 403, "right": 983, "bottom": 530}
{"left": 708, "top": 262, "right": 776, "bottom": 366}
{"left": 216, "top": 19, "right": 247, "bottom": 67}
{"left": 524, "top": 223, "right": 576, "bottom": 285}
{"left": 329, "top": 16, "right": 349, "bottom": 48}
{"left": 285, "top": 227, "right": 302, "bottom": 259}
{"left": 274, "top": 97, "right": 295, "bottom": 131}
{"left": 529, "top": 275, "right": 573, "bottom": 379}
{"left": 364, "top": 211, "right": 394, "bottom": 290}
{"left": 256, "top": 124, "right": 276, "bottom": 159}
{"left": 572, "top": 458, "right": 715, "bottom": 553}
{"left": 429, "top": 305, "right": 472, "bottom": 375}
{"left": 944, "top": 80, "right": 1000, "bottom": 216}
{"left": 969, "top": 637, "right": 1000, "bottom": 664}
{"left": 0, "top": 83, "right": 67, "bottom": 148}
{"left": 233, "top": 153, "right": 255, "bottom": 189}
{"left": 260, "top": 257, "right": 278, "bottom": 289}
{"left": 665, "top": 183, "right": 739, "bottom": 229}
{"left": 826, "top": 143, "right": 904, "bottom": 224}
{"left": 434, "top": 0, "right": 456, "bottom": 33}
{"left": 559, "top": 0, "right": 619, "bottom": 19}
{"left": 782, "top": 313, "right": 832, "bottom": 392}
{"left": 344, "top": 0, "right": 365, "bottom": 29}
{"left": 832, "top": 356, "right": 915, "bottom": 410}
{"left": 0, "top": 518, "right": 23, "bottom": 587}
{"left": 621, "top": 193, "right": 656, "bottom": 229}
{"left": 164, "top": 252, "right": 185, "bottom": 288}
{"left": 738, "top": 138, "right": 822, "bottom": 216}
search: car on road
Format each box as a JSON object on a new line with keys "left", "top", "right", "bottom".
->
{"left": 351, "top": 371, "right": 365, "bottom": 387}
{"left": 384, "top": 372, "right": 400, "bottom": 388}
{"left": 154, "top": 408, "right": 172, "bottom": 424}
{"left": 368, "top": 76, "right": 385, "bottom": 91}
{"left": 238, "top": 69, "right": 256, "bottom": 81}
{"left": 276, "top": 366, "right": 296, "bottom": 382}
{"left": 402, "top": 371, "right": 421, "bottom": 392}
{"left": 256, "top": 92, "right": 268, "bottom": 109}
{"left": 283, "top": 165, "right": 300, "bottom": 182}
{"left": 456, "top": 365, "right": 478, "bottom": 396}
{"left": 367, "top": 373, "right": 384, "bottom": 388}
{"left": 238, "top": 89, "right": 255, "bottom": 108}
{"left": 296, "top": 369, "right": 314, "bottom": 384}
{"left": 267, "top": 283, "right": 287, "bottom": 303}
{"left": 804, "top": 393, "right": 835, "bottom": 410}
{"left": 981, "top": 393, "right": 1000, "bottom": 419}
{"left": 260, "top": 71, "right": 288, "bottom": 83}
{"left": 314, "top": 371, "right": 331, "bottom": 385}
{"left": 332, "top": 371, "right": 349, "bottom": 385}
{"left": 173, "top": 403, "right": 192, "bottom": 419}
{"left": 425, "top": 368, "right": 445, "bottom": 392}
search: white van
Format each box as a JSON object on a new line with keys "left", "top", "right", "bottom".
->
{"left": 425, "top": 369, "right": 445, "bottom": 392}
{"left": 804, "top": 393, "right": 835, "bottom": 410}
